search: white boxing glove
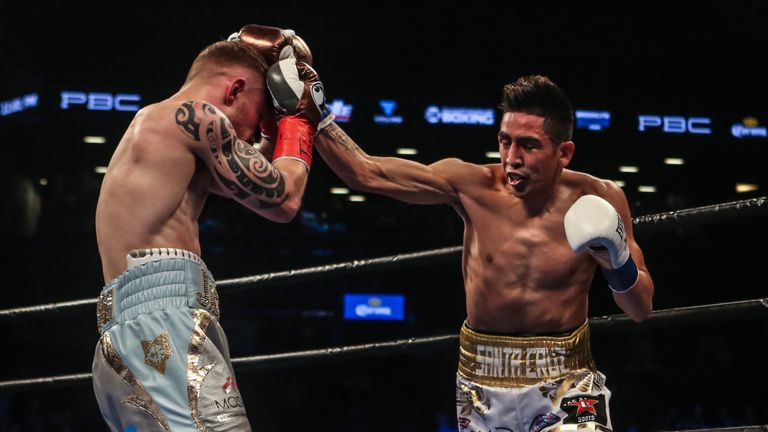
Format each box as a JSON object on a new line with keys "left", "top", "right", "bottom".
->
{"left": 564, "top": 195, "right": 639, "bottom": 292}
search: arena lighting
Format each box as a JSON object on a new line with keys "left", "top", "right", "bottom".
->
{"left": 396, "top": 148, "right": 418, "bottom": 155}
{"left": 485, "top": 151, "right": 500, "bottom": 159}
{"left": 330, "top": 187, "right": 350, "bottom": 195}
{"left": 638, "top": 185, "right": 657, "bottom": 193}
{"left": 94, "top": 166, "right": 108, "bottom": 174}
{"left": 348, "top": 195, "right": 366, "bottom": 202}
{"left": 664, "top": 158, "right": 685, "bottom": 165}
{"left": 735, "top": 183, "right": 758, "bottom": 193}
{"left": 619, "top": 166, "right": 639, "bottom": 173}
{"left": 84, "top": 136, "right": 106, "bottom": 144}
{"left": 614, "top": 180, "right": 626, "bottom": 187}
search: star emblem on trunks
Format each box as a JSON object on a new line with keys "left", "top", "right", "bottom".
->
{"left": 565, "top": 397, "right": 599, "bottom": 415}
{"left": 141, "top": 331, "right": 173, "bottom": 374}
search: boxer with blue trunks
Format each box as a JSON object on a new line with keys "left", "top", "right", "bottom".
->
{"left": 93, "top": 24, "right": 331, "bottom": 430}
{"left": 92, "top": 248, "right": 247, "bottom": 431}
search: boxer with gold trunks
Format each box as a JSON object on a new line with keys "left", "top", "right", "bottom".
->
{"left": 315, "top": 75, "right": 654, "bottom": 431}
{"left": 457, "top": 321, "right": 611, "bottom": 431}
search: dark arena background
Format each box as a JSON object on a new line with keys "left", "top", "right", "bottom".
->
{"left": 1, "top": 2, "right": 767, "bottom": 431}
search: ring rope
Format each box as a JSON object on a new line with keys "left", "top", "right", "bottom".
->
{"left": 2, "top": 297, "right": 765, "bottom": 392}
{"left": 1, "top": 196, "right": 765, "bottom": 321}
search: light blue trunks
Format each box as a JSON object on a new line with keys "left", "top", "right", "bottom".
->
{"left": 92, "top": 248, "right": 250, "bottom": 431}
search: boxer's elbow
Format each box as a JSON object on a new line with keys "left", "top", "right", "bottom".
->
{"left": 253, "top": 195, "right": 301, "bottom": 224}
{"left": 627, "top": 296, "right": 653, "bottom": 322}
{"left": 628, "top": 307, "right": 652, "bottom": 323}
{"left": 275, "top": 195, "right": 303, "bottom": 223}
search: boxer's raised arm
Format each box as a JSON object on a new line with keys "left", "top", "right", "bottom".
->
{"left": 175, "top": 100, "right": 307, "bottom": 223}
{"left": 316, "top": 123, "right": 463, "bottom": 205}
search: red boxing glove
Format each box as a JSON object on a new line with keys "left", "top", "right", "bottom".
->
{"left": 274, "top": 114, "right": 315, "bottom": 170}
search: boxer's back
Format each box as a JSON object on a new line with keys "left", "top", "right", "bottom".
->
{"left": 96, "top": 101, "right": 212, "bottom": 282}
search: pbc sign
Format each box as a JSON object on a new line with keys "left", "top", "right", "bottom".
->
{"left": 60, "top": 91, "right": 141, "bottom": 112}
{"left": 638, "top": 115, "right": 711, "bottom": 134}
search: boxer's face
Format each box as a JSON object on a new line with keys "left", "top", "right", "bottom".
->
{"left": 230, "top": 84, "right": 268, "bottom": 143}
{"left": 498, "top": 112, "right": 568, "bottom": 197}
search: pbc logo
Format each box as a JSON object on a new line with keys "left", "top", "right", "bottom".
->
{"left": 222, "top": 376, "right": 238, "bottom": 394}
{"left": 560, "top": 394, "right": 608, "bottom": 426}
{"left": 638, "top": 115, "right": 711, "bottom": 134}
{"left": 60, "top": 91, "right": 141, "bottom": 112}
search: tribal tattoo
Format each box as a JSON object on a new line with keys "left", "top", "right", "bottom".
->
{"left": 176, "top": 100, "right": 286, "bottom": 209}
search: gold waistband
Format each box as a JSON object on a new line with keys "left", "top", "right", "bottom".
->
{"left": 458, "top": 320, "right": 596, "bottom": 388}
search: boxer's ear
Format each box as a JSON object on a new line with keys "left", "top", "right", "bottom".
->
{"left": 225, "top": 78, "right": 246, "bottom": 106}
{"left": 558, "top": 140, "right": 574, "bottom": 167}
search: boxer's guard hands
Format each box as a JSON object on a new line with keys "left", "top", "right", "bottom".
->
{"left": 228, "top": 24, "right": 320, "bottom": 146}
{"left": 266, "top": 55, "right": 333, "bottom": 170}
{"left": 564, "top": 195, "right": 639, "bottom": 292}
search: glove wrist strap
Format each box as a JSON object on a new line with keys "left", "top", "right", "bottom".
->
{"left": 274, "top": 116, "right": 314, "bottom": 170}
{"left": 603, "top": 256, "right": 639, "bottom": 293}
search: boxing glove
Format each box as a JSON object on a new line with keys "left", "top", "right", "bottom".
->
{"left": 564, "top": 194, "right": 639, "bottom": 292}
{"left": 228, "top": 24, "right": 314, "bottom": 141}
{"left": 266, "top": 58, "right": 333, "bottom": 170}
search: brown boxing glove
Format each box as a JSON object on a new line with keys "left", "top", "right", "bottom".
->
{"left": 228, "top": 24, "right": 313, "bottom": 66}
{"left": 228, "top": 24, "right": 314, "bottom": 143}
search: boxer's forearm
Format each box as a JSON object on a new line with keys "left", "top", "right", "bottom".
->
{"left": 612, "top": 270, "right": 654, "bottom": 322}
{"left": 316, "top": 123, "right": 381, "bottom": 189}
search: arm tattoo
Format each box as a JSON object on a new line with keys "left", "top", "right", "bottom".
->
{"left": 322, "top": 123, "right": 362, "bottom": 152}
{"left": 176, "top": 100, "right": 287, "bottom": 209}
{"left": 175, "top": 101, "right": 200, "bottom": 141}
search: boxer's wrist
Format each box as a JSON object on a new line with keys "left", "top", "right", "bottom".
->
{"left": 602, "top": 255, "right": 639, "bottom": 293}
{"left": 273, "top": 116, "right": 313, "bottom": 170}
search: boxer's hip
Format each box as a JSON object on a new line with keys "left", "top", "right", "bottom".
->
{"left": 92, "top": 248, "right": 249, "bottom": 431}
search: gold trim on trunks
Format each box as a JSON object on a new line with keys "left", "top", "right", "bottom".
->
{"left": 141, "top": 331, "right": 173, "bottom": 374}
{"left": 96, "top": 288, "right": 114, "bottom": 331}
{"left": 101, "top": 332, "right": 170, "bottom": 430}
{"left": 187, "top": 309, "right": 214, "bottom": 431}
{"left": 196, "top": 268, "right": 220, "bottom": 320}
{"left": 458, "top": 321, "right": 596, "bottom": 388}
